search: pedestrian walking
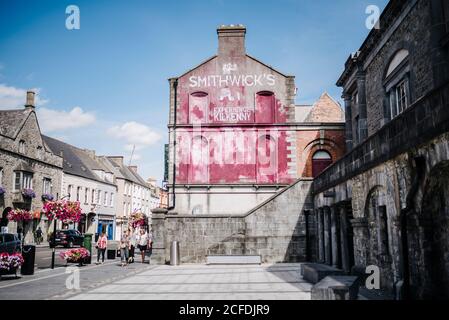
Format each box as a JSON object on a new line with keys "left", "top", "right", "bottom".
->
{"left": 35, "top": 227, "right": 43, "bottom": 245}
{"left": 96, "top": 232, "right": 108, "bottom": 264}
{"left": 138, "top": 229, "right": 151, "bottom": 264}
{"left": 129, "top": 228, "right": 136, "bottom": 264}
{"left": 120, "top": 230, "right": 130, "bottom": 267}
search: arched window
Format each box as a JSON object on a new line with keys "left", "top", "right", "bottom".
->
{"left": 384, "top": 49, "right": 410, "bottom": 120}
{"left": 385, "top": 49, "right": 409, "bottom": 78}
{"left": 189, "top": 92, "right": 208, "bottom": 124}
{"left": 256, "top": 135, "right": 276, "bottom": 183}
{"left": 255, "top": 91, "right": 275, "bottom": 123}
{"left": 189, "top": 136, "right": 209, "bottom": 183}
{"left": 312, "top": 150, "right": 332, "bottom": 177}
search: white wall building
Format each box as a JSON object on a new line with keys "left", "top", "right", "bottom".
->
{"left": 100, "top": 157, "right": 152, "bottom": 238}
{"left": 43, "top": 136, "right": 118, "bottom": 239}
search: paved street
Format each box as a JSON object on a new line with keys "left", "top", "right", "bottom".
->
{"left": 0, "top": 258, "right": 155, "bottom": 300}
{"left": 69, "top": 263, "right": 312, "bottom": 300}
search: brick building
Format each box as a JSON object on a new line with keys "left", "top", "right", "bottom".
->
{"left": 313, "top": 0, "right": 449, "bottom": 299}
{"left": 0, "top": 92, "right": 63, "bottom": 243}
{"left": 166, "top": 25, "right": 345, "bottom": 216}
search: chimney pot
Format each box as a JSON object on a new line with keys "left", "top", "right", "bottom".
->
{"left": 25, "top": 91, "right": 35, "bottom": 109}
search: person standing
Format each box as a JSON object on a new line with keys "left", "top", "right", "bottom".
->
{"left": 120, "top": 230, "right": 130, "bottom": 267}
{"left": 129, "top": 228, "right": 136, "bottom": 264}
{"left": 96, "top": 232, "right": 108, "bottom": 264}
{"left": 138, "top": 229, "right": 149, "bottom": 264}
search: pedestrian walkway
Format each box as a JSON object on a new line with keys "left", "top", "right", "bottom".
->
{"left": 0, "top": 259, "right": 155, "bottom": 300}
{"left": 69, "top": 263, "right": 312, "bottom": 300}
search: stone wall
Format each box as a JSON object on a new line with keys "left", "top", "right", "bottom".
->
{"left": 151, "top": 179, "right": 313, "bottom": 264}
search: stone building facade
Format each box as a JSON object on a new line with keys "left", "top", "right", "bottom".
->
{"left": 166, "top": 25, "right": 345, "bottom": 216}
{"left": 313, "top": 0, "right": 449, "bottom": 299}
{"left": 153, "top": 26, "right": 346, "bottom": 264}
{"left": 0, "top": 92, "right": 63, "bottom": 243}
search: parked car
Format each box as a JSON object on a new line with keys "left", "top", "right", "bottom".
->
{"left": 49, "top": 230, "right": 84, "bottom": 248}
{"left": 0, "top": 233, "right": 21, "bottom": 254}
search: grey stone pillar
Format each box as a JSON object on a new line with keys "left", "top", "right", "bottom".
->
{"left": 339, "top": 204, "right": 350, "bottom": 273}
{"left": 150, "top": 208, "right": 168, "bottom": 265}
{"left": 356, "top": 71, "right": 368, "bottom": 142}
{"left": 331, "top": 206, "right": 340, "bottom": 268}
{"left": 351, "top": 217, "right": 369, "bottom": 267}
{"left": 317, "top": 209, "right": 324, "bottom": 263}
{"left": 343, "top": 93, "right": 353, "bottom": 151}
{"left": 323, "top": 207, "right": 332, "bottom": 265}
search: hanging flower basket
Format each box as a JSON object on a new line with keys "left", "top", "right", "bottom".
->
{"left": 59, "top": 248, "right": 90, "bottom": 266}
{"left": 7, "top": 209, "right": 33, "bottom": 222}
{"left": 0, "top": 186, "right": 5, "bottom": 196}
{"left": 129, "top": 211, "right": 147, "bottom": 229}
{"left": 22, "top": 188, "right": 36, "bottom": 199}
{"left": 0, "top": 253, "right": 24, "bottom": 277}
{"left": 43, "top": 200, "right": 82, "bottom": 224}
{"left": 41, "top": 193, "right": 54, "bottom": 202}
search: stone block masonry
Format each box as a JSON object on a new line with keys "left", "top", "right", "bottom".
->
{"left": 151, "top": 179, "right": 314, "bottom": 264}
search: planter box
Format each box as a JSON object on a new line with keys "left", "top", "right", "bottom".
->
{"left": 0, "top": 267, "right": 19, "bottom": 279}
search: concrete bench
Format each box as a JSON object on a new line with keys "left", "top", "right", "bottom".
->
{"left": 206, "top": 255, "right": 261, "bottom": 265}
{"left": 311, "top": 276, "right": 360, "bottom": 300}
{"left": 301, "top": 263, "right": 345, "bottom": 284}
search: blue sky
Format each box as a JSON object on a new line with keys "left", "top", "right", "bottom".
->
{"left": 0, "top": 0, "right": 388, "bottom": 183}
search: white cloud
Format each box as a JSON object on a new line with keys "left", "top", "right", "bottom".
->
{"left": 107, "top": 121, "right": 162, "bottom": 151}
{"left": 0, "top": 84, "right": 48, "bottom": 110}
{"left": 38, "top": 107, "right": 96, "bottom": 132}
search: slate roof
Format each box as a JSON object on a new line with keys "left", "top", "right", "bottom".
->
{"left": 42, "top": 135, "right": 115, "bottom": 186}
{"left": 0, "top": 109, "right": 31, "bottom": 138}
{"left": 103, "top": 157, "right": 149, "bottom": 187}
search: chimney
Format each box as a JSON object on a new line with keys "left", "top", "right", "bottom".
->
{"left": 217, "top": 24, "right": 246, "bottom": 57}
{"left": 25, "top": 91, "right": 35, "bottom": 109}
{"left": 128, "top": 165, "right": 138, "bottom": 174}
{"left": 108, "top": 156, "right": 124, "bottom": 166}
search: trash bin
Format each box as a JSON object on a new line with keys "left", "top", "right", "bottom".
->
{"left": 82, "top": 233, "right": 93, "bottom": 264}
{"left": 170, "top": 241, "right": 180, "bottom": 266}
{"left": 107, "top": 240, "right": 118, "bottom": 260}
{"left": 21, "top": 245, "right": 36, "bottom": 275}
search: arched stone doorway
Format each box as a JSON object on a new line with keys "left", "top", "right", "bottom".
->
{"left": 419, "top": 161, "right": 449, "bottom": 299}
{"left": 365, "top": 186, "right": 393, "bottom": 291}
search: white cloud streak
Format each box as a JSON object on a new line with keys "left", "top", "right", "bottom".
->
{"left": 107, "top": 121, "right": 162, "bottom": 151}
{"left": 38, "top": 107, "right": 96, "bottom": 133}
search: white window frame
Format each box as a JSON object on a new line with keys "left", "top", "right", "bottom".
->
{"left": 43, "top": 178, "right": 52, "bottom": 194}
{"left": 85, "top": 188, "right": 89, "bottom": 204}
{"left": 76, "top": 186, "right": 81, "bottom": 202}
{"left": 19, "top": 140, "right": 25, "bottom": 154}
{"left": 14, "top": 171, "right": 33, "bottom": 191}
{"left": 110, "top": 193, "right": 114, "bottom": 207}
{"left": 104, "top": 191, "right": 108, "bottom": 206}
{"left": 0, "top": 168, "right": 3, "bottom": 186}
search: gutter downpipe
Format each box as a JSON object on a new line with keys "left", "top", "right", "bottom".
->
{"left": 168, "top": 79, "right": 178, "bottom": 211}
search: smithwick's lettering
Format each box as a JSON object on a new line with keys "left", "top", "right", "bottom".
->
{"left": 189, "top": 74, "right": 276, "bottom": 88}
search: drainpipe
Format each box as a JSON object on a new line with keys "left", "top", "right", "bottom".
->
{"left": 168, "top": 79, "right": 178, "bottom": 211}
{"left": 399, "top": 156, "right": 425, "bottom": 300}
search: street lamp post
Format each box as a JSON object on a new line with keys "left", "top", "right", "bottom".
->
{"left": 51, "top": 194, "right": 70, "bottom": 270}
